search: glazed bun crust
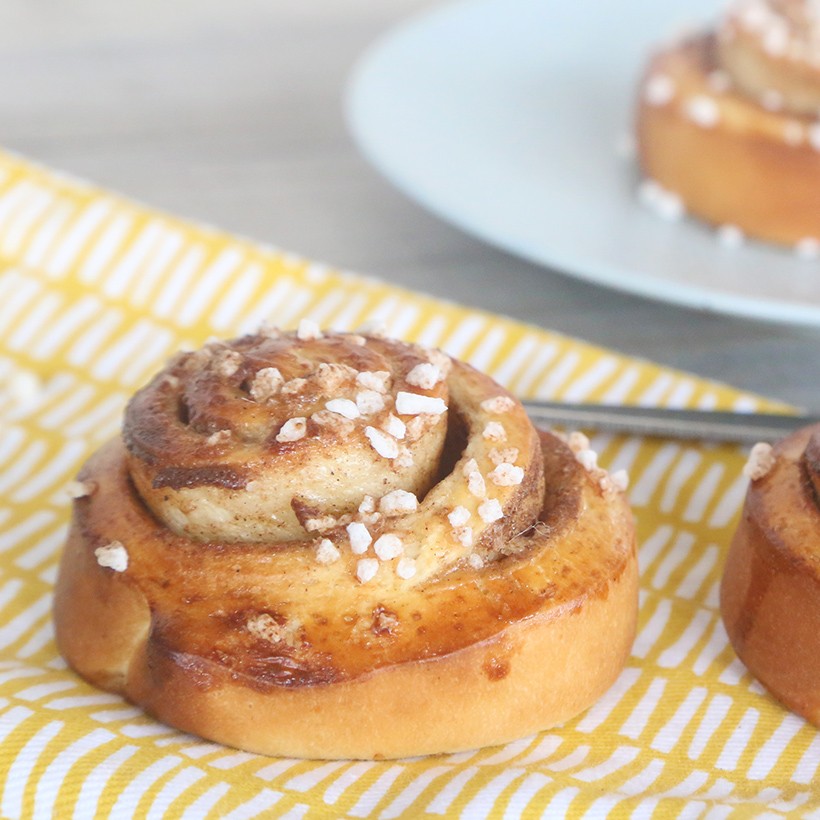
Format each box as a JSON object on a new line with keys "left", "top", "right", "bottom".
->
{"left": 54, "top": 331, "right": 638, "bottom": 759}
{"left": 721, "top": 424, "right": 820, "bottom": 725}
{"left": 636, "top": 34, "right": 820, "bottom": 246}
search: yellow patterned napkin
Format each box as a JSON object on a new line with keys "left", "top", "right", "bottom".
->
{"left": 0, "top": 147, "right": 815, "bottom": 819}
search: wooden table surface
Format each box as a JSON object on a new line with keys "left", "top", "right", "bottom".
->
{"left": 3, "top": 0, "right": 818, "bottom": 410}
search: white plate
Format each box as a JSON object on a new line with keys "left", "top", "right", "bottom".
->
{"left": 345, "top": 0, "right": 820, "bottom": 326}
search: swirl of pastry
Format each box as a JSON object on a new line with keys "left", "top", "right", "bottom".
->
{"left": 721, "top": 424, "right": 820, "bottom": 725}
{"left": 54, "top": 328, "right": 638, "bottom": 759}
{"left": 719, "top": 0, "right": 820, "bottom": 115}
{"left": 124, "top": 323, "right": 454, "bottom": 542}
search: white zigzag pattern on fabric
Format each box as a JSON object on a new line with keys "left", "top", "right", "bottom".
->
{"left": 0, "top": 149, "right": 813, "bottom": 818}
{"left": 2, "top": 719, "right": 64, "bottom": 819}
{"left": 33, "top": 728, "right": 115, "bottom": 819}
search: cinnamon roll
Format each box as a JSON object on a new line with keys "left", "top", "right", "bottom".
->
{"left": 721, "top": 424, "right": 820, "bottom": 725}
{"left": 54, "top": 326, "right": 638, "bottom": 759}
{"left": 636, "top": 0, "right": 820, "bottom": 247}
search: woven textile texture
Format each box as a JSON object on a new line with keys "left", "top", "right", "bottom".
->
{"left": 0, "top": 149, "right": 816, "bottom": 818}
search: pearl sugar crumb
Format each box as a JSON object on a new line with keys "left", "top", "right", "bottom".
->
{"left": 378, "top": 489, "right": 418, "bottom": 515}
{"left": 638, "top": 179, "right": 685, "bottom": 222}
{"left": 468, "top": 553, "right": 485, "bottom": 570}
{"left": 374, "top": 533, "right": 403, "bottom": 560}
{"left": 644, "top": 73, "right": 676, "bottom": 106}
{"left": 94, "top": 541, "right": 128, "bottom": 572}
{"left": 478, "top": 498, "right": 503, "bottom": 524}
{"left": 575, "top": 448, "right": 599, "bottom": 472}
{"left": 67, "top": 480, "right": 96, "bottom": 499}
{"left": 356, "top": 371, "right": 390, "bottom": 393}
{"left": 316, "top": 539, "right": 340, "bottom": 565}
{"left": 213, "top": 349, "right": 243, "bottom": 378}
{"left": 383, "top": 414, "right": 406, "bottom": 440}
{"left": 365, "top": 425, "right": 399, "bottom": 459}
{"left": 684, "top": 94, "right": 720, "bottom": 129}
{"left": 448, "top": 505, "right": 471, "bottom": 527}
{"left": 276, "top": 417, "right": 307, "bottom": 443}
{"left": 480, "top": 395, "right": 515, "bottom": 414}
{"left": 463, "top": 459, "right": 486, "bottom": 498}
{"left": 396, "top": 557, "right": 417, "bottom": 580}
{"left": 611, "top": 469, "right": 630, "bottom": 492}
{"left": 454, "top": 526, "right": 473, "bottom": 547}
{"left": 356, "top": 558, "right": 379, "bottom": 584}
{"left": 406, "top": 362, "right": 444, "bottom": 390}
{"left": 206, "top": 430, "right": 231, "bottom": 446}
{"left": 796, "top": 238, "right": 820, "bottom": 260}
{"left": 717, "top": 224, "right": 744, "bottom": 249}
{"left": 297, "top": 318, "right": 322, "bottom": 341}
{"left": 325, "top": 398, "right": 360, "bottom": 420}
{"left": 482, "top": 422, "right": 507, "bottom": 442}
{"left": 250, "top": 367, "right": 284, "bottom": 402}
{"left": 395, "top": 391, "right": 447, "bottom": 416}
{"left": 743, "top": 442, "right": 775, "bottom": 481}
{"left": 488, "top": 463, "right": 525, "bottom": 487}
{"left": 356, "top": 390, "right": 385, "bottom": 416}
{"left": 347, "top": 521, "right": 372, "bottom": 554}
{"left": 489, "top": 447, "right": 518, "bottom": 465}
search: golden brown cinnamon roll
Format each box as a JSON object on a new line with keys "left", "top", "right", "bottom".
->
{"left": 636, "top": 0, "right": 820, "bottom": 247}
{"left": 721, "top": 424, "right": 820, "bottom": 725}
{"left": 54, "top": 327, "right": 638, "bottom": 759}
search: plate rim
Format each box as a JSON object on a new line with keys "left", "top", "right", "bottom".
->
{"left": 344, "top": 0, "right": 820, "bottom": 328}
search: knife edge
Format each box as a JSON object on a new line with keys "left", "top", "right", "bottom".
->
{"left": 520, "top": 400, "right": 816, "bottom": 445}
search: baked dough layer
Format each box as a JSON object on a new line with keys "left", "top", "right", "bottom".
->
{"left": 54, "top": 331, "right": 638, "bottom": 759}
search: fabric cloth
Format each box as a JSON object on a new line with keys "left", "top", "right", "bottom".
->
{"left": 0, "top": 148, "right": 815, "bottom": 819}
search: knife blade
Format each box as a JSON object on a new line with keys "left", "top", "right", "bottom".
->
{"left": 520, "top": 400, "right": 817, "bottom": 445}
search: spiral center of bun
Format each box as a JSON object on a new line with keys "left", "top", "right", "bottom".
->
{"left": 718, "top": 0, "right": 820, "bottom": 115}
{"left": 773, "top": 0, "right": 820, "bottom": 34}
{"left": 724, "top": 0, "right": 820, "bottom": 50}
{"left": 124, "top": 329, "right": 455, "bottom": 543}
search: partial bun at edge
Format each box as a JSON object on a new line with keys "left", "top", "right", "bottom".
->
{"left": 636, "top": 33, "right": 820, "bottom": 246}
{"left": 721, "top": 424, "right": 820, "bottom": 726}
